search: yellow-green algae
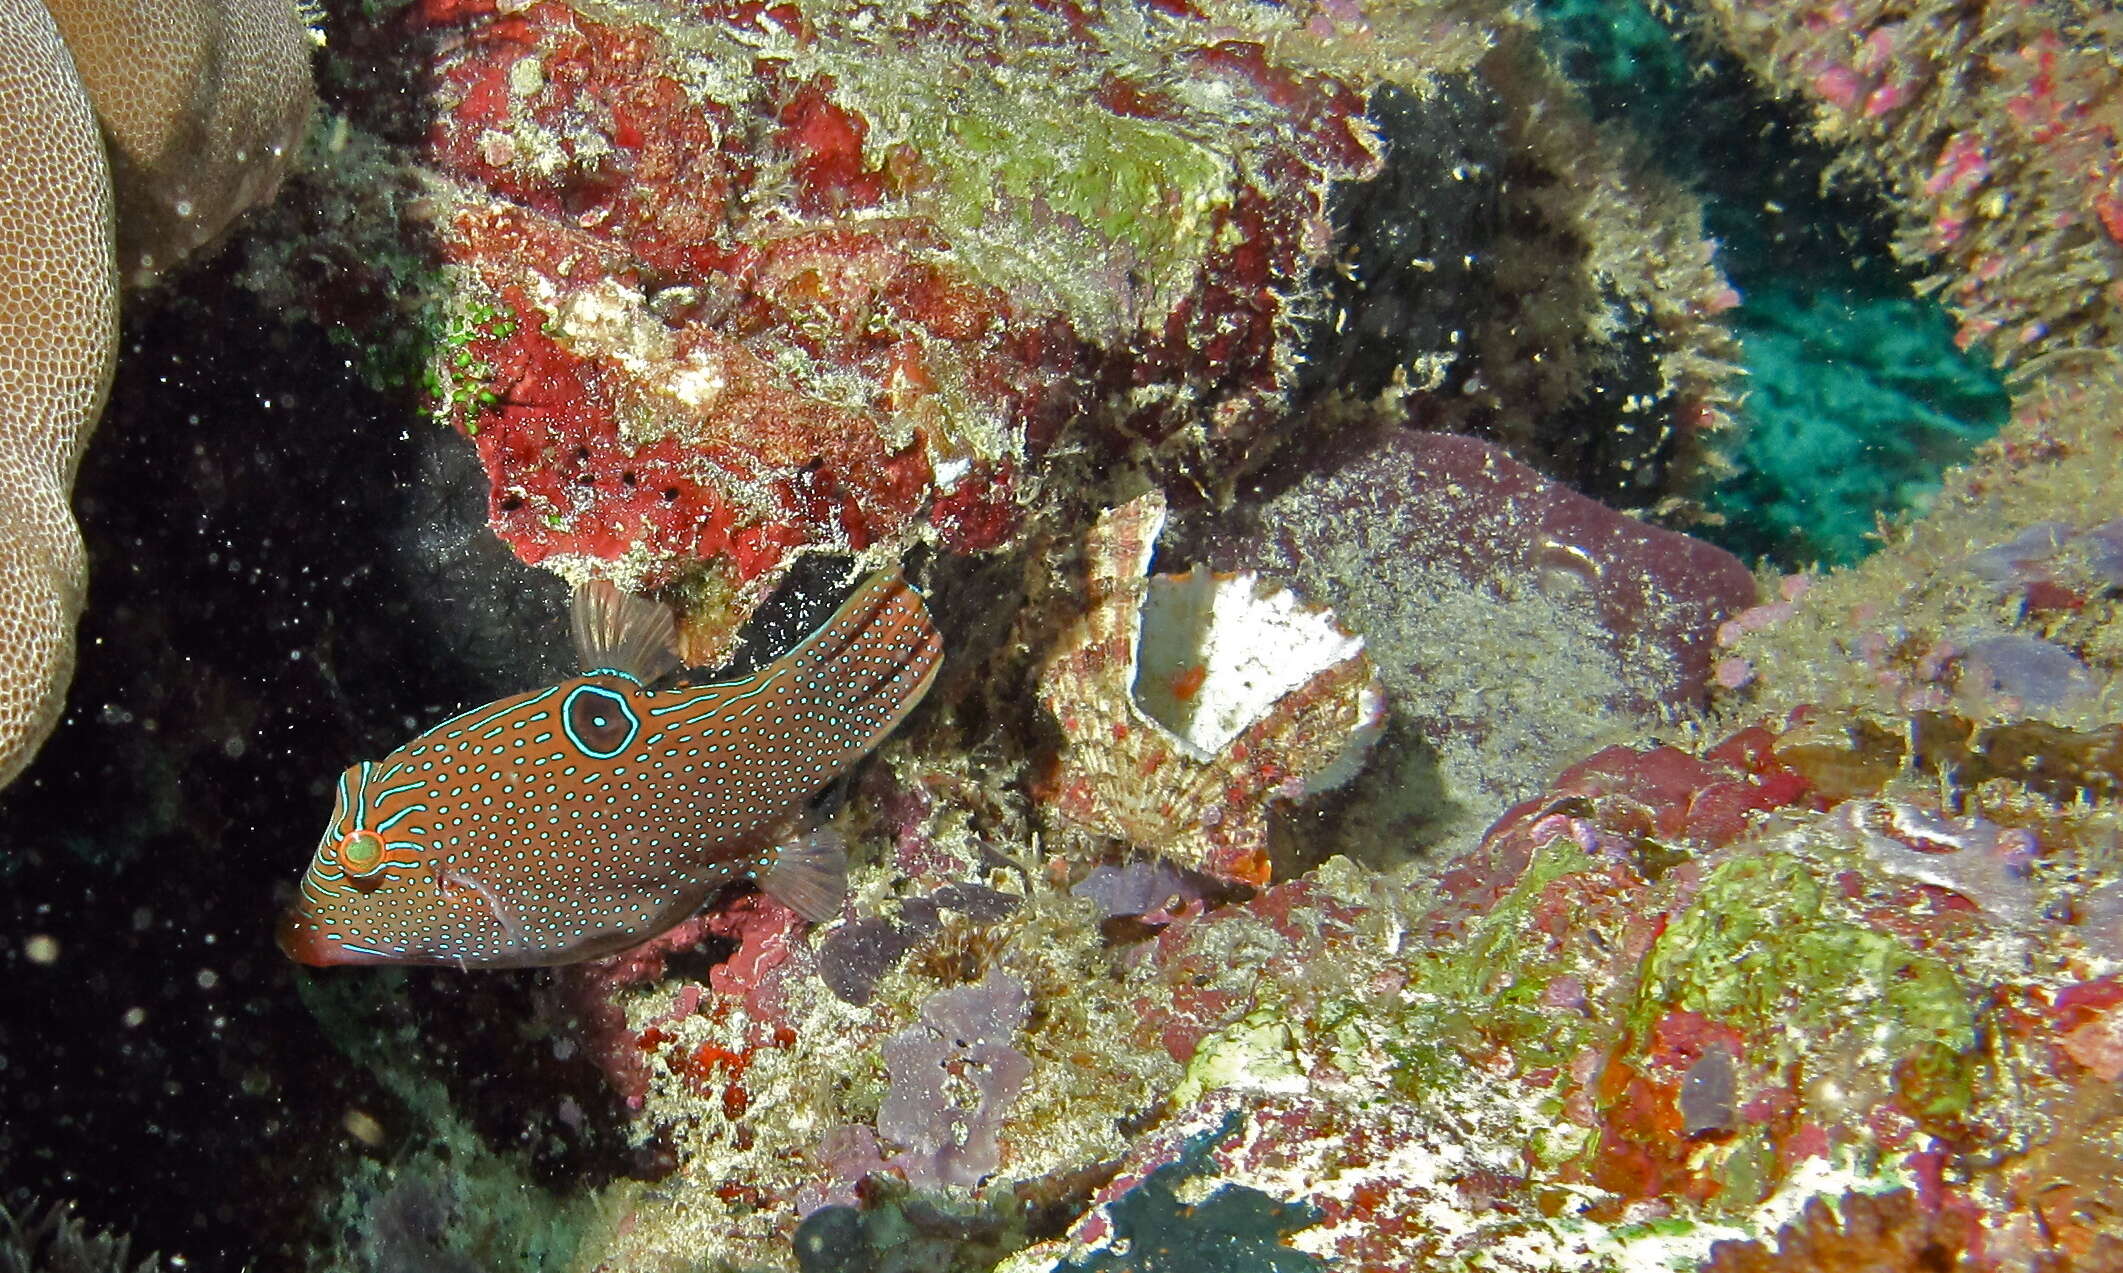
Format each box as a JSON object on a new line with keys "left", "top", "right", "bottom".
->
{"left": 836, "top": 56, "right": 1241, "bottom": 346}
{"left": 1385, "top": 840, "right": 1606, "bottom": 1095}
{"left": 1633, "top": 851, "right": 1979, "bottom": 1120}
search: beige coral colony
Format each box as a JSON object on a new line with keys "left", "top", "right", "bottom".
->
{"left": 0, "top": 0, "right": 314, "bottom": 789}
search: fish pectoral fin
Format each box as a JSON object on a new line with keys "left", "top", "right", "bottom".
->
{"left": 571, "top": 580, "right": 682, "bottom": 684}
{"left": 756, "top": 829, "right": 848, "bottom": 924}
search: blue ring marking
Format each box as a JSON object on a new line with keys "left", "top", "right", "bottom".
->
{"left": 584, "top": 668, "right": 644, "bottom": 685}
{"left": 561, "top": 684, "right": 641, "bottom": 759}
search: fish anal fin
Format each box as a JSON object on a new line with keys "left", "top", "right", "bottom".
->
{"left": 571, "top": 580, "right": 682, "bottom": 684}
{"left": 758, "top": 829, "right": 848, "bottom": 923}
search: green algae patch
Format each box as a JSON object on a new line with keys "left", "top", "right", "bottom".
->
{"left": 840, "top": 56, "right": 1232, "bottom": 343}
{"left": 1633, "top": 852, "right": 1978, "bottom": 1120}
{"left": 1388, "top": 840, "right": 1608, "bottom": 1095}
{"left": 1175, "top": 1006, "right": 1309, "bottom": 1108}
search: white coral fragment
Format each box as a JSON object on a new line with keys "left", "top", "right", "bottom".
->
{"left": 1037, "top": 490, "right": 1385, "bottom": 882}
{"left": 1134, "top": 568, "right": 1368, "bottom": 762}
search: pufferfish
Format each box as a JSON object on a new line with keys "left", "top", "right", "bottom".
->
{"left": 278, "top": 571, "right": 941, "bottom": 968}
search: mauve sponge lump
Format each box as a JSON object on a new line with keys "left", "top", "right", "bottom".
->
{"left": 0, "top": 0, "right": 313, "bottom": 791}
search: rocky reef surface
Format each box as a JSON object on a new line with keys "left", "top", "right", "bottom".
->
{"left": 0, "top": 0, "right": 2116, "bottom": 1269}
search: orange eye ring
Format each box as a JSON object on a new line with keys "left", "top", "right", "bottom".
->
{"left": 339, "top": 830, "right": 387, "bottom": 875}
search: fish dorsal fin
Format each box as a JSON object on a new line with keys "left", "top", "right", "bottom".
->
{"left": 570, "top": 581, "right": 681, "bottom": 684}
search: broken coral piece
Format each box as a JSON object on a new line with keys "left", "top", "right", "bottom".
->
{"left": 1037, "top": 491, "right": 1384, "bottom": 886}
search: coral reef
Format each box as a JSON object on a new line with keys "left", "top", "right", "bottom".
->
{"left": 236, "top": 3, "right": 2120, "bottom": 1256}
{"left": 414, "top": 0, "right": 1392, "bottom": 640}
{"left": 10, "top": 0, "right": 2123, "bottom": 1268}
{"left": 0, "top": 0, "right": 312, "bottom": 790}
{"left": 1691, "top": 0, "right": 2123, "bottom": 366}
{"left": 487, "top": 375, "right": 2123, "bottom": 1272}
{"left": 253, "top": 0, "right": 1754, "bottom": 654}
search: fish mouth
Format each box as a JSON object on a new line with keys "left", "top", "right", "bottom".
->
{"left": 276, "top": 906, "right": 374, "bottom": 966}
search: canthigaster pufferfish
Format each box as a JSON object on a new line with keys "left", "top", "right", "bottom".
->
{"left": 278, "top": 571, "right": 940, "bottom": 968}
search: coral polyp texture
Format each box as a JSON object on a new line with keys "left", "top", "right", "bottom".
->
{"left": 405, "top": 0, "right": 1742, "bottom": 645}
{"left": 0, "top": 0, "right": 313, "bottom": 790}
{"left": 1694, "top": 0, "right": 2123, "bottom": 365}
{"left": 0, "top": 0, "right": 115, "bottom": 794}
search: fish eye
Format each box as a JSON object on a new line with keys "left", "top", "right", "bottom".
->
{"left": 340, "top": 830, "right": 386, "bottom": 873}
{"left": 563, "top": 685, "right": 640, "bottom": 759}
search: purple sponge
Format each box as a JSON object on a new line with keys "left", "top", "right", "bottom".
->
{"left": 877, "top": 972, "right": 1033, "bottom": 1190}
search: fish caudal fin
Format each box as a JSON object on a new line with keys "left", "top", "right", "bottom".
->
{"left": 571, "top": 580, "right": 681, "bottom": 684}
{"left": 759, "top": 829, "right": 848, "bottom": 922}
{"left": 777, "top": 570, "right": 943, "bottom": 771}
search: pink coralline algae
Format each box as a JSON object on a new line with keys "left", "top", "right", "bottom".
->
{"left": 1695, "top": 0, "right": 2123, "bottom": 363}
{"left": 413, "top": 0, "right": 1396, "bottom": 639}
{"left": 555, "top": 893, "right": 805, "bottom": 1109}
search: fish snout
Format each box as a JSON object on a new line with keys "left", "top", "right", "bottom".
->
{"left": 278, "top": 903, "right": 359, "bottom": 966}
